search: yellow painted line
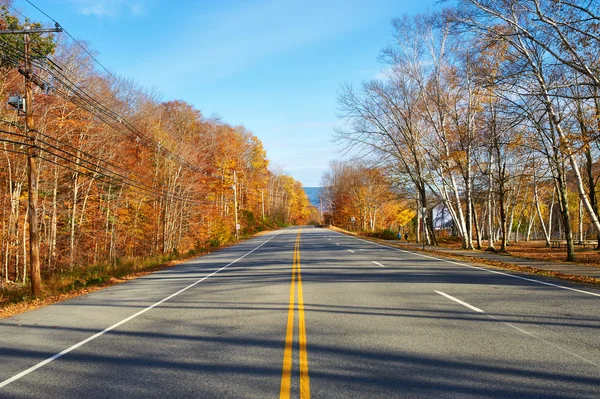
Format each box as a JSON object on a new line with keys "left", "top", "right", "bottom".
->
{"left": 296, "top": 231, "right": 311, "bottom": 398}
{"left": 280, "top": 229, "right": 311, "bottom": 399}
{"left": 279, "top": 233, "right": 297, "bottom": 399}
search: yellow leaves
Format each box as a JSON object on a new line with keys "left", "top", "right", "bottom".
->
{"left": 322, "top": 161, "right": 403, "bottom": 231}
{"left": 506, "top": 132, "right": 525, "bottom": 150}
{"left": 450, "top": 149, "right": 467, "bottom": 165}
{"left": 397, "top": 206, "right": 417, "bottom": 226}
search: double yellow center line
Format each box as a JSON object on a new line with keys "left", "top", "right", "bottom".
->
{"left": 280, "top": 229, "right": 310, "bottom": 399}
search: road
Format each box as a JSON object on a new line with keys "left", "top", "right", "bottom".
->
{"left": 1, "top": 226, "right": 599, "bottom": 398}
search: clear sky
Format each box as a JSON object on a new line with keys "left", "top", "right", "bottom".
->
{"left": 15, "top": 0, "right": 438, "bottom": 186}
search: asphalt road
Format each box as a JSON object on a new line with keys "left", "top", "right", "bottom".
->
{"left": 1, "top": 226, "right": 599, "bottom": 398}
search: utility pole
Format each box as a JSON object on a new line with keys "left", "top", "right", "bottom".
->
{"left": 261, "top": 189, "right": 265, "bottom": 219}
{"left": 0, "top": 24, "right": 62, "bottom": 296}
{"left": 233, "top": 171, "right": 239, "bottom": 240}
{"left": 422, "top": 207, "right": 427, "bottom": 250}
{"left": 24, "top": 27, "right": 42, "bottom": 296}
{"left": 319, "top": 196, "right": 323, "bottom": 223}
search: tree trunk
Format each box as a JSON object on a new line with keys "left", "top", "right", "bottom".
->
{"left": 487, "top": 157, "right": 495, "bottom": 251}
{"left": 526, "top": 204, "right": 536, "bottom": 242}
{"left": 49, "top": 159, "right": 58, "bottom": 271}
{"left": 472, "top": 199, "right": 482, "bottom": 250}
{"left": 556, "top": 174, "right": 574, "bottom": 261}
{"left": 69, "top": 168, "right": 79, "bottom": 270}
{"left": 534, "top": 180, "right": 551, "bottom": 246}
{"left": 22, "top": 205, "right": 28, "bottom": 285}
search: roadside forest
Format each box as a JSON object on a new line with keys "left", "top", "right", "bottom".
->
{"left": 325, "top": 0, "right": 600, "bottom": 261}
{"left": 0, "top": 2, "right": 309, "bottom": 297}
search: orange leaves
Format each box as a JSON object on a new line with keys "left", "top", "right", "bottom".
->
{"left": 321, "top": 161, "right": 402, "bottom": 232}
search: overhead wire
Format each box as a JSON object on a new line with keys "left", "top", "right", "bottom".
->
{"left": 41, "top": 57, "right": 207, "bottom": 174}
{"left": 0, "top": 136, "right": 33, "bottom": 148}
{"left": 1, "top": 122, "right": 205, "bottom": 204}
{"left": 0, "top": 4, "right": 270, "bottom": 208}
{"left": 33, "top": 128, "right": 156, "bottom": 186}
{"left": 1, "top": 132, "right": 208, "bottom": 204}
{"left": 23, "top": 0, "right": 120, "bottom": 83}
{"left": 36, "top": 152, "right": 212, "bottom": 205}
{"left": 4, "top": 36, "right": 223, "bottom": 182}
{"left": 0, "top": 115, "right": 203, "bottom": 203}
{"left": 0, "top": 46, "right": 211, "bottom": 202}
{"left": 36, "top": 139, "right": 180, "bottom": 199}
{"left": 3, "top": 2, "right": 117, "bottom": 84}
{"left": 0, "top": 128, "right": 28, "bottom": 139}
{"left": 2, "top": 5, "right": 208, "bottom": 176}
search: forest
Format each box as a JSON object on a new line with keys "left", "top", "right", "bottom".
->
{"left": 322, "top": 0, "right": 600, "bottom": 262}
{"left": 0, "top": 2, "right": 310, "bottom": 297}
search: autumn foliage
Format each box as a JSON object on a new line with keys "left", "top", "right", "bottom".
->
{"left": 0, "top": 4, "right": 309, "bottom": 294}
{"left": 320, "top": 160, "right": 415, "bottom": 235}
{"left": 334, "top": 1, "right": 600, "bottom": 261}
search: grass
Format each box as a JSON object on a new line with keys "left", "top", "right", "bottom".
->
{"left": 0, "top": 251, "right": 194, "bottom": 318}
{"left": 0, "top": 229, "right": 272, "bottom": 318}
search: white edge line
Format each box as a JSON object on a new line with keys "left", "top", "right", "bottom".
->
{"left": 435, "top": 290, "right": 484, "bottom": 313}
{"left": 0, "top": 232, "right": 282, "bottom": 389}
{"left": 343, "top": 233, "right": 600, "bottom": 298}
{"left": 372, "top": 261, "right": 385, "bottom": 268}
{"left": 332, "top": 231, "right": 600, "bottom": 368}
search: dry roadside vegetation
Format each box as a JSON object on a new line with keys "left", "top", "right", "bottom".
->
{"left": 504, "top": 241, "right": 600, "bottom": 268}
{"left": 0, "top": 233, "right": 257, "bottom": 318}
{"left": 431, "top": 237, "right": 600, "bottom": 268}
{"left": 1, "top": 248, "right": 194, "bottom": 318}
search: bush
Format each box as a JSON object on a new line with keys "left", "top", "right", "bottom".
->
{"left": 363, "top": 229, "right": 399, "bottom": 240}
{"left": 380, "top": 229, "right": 398, "bottom": 240}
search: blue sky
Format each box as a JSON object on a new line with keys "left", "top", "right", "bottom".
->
{"left": 16, "top": 0, "right": 438, "bottom": 186}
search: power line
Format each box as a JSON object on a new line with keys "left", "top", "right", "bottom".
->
{"left": 0, "top": 134, "right": 208, "bottom": 204}
{"left": 1, "top": 7, "right": 206, "bottom": 176}
{"left": 0, "top": 126, "right": 206, "bottom": 203}
{"left": 3, "top": 2, "right": 28, "bottom": 21}
{"left": 41, "top": 55, "right": 208, "bottom": 174}
{"left": 0, "top": 5, "right": 246, "bottom": 206}
{"left": 23, "top": 0, "right": 120, "bottom": 83}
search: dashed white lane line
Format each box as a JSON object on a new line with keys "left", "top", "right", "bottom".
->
{"left": 0, "top": 232, "right": 283, "bottom": 389}
{"left": 435, "top": 290, "right": 484, "bottom": 313}
{"left": 324, "top": 231, "right": 600, "bottom": 367}
{"left": 347, "top": 235, "right": 600, "bottom": 298}
{"left": 348, "top": 249, "right": 354, "bottom": 253}
{"left": 373, "top": 261, "right": 385, "bottom": 267}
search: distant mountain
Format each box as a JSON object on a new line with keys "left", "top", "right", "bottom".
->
{"left": 303, "top": 187, "right": 321, "bottom": 208}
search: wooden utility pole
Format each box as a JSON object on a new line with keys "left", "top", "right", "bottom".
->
{"left": 233, "top": 171, "right": 239, "bottom": 240}
{"left": 24, "top": 27, "right": 42, "bottom": 296}
{"left": 319, "top": 196, "right": 323, "bottom": 223}
{"left": 0, "top": 24, "right": 62, "bottom": 296}
{"left": 261, "top": 189, "right": 265, "bottom": 219}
